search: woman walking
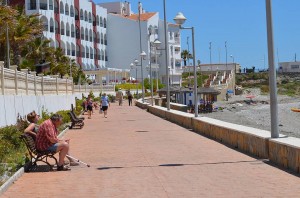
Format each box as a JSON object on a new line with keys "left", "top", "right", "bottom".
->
{"left": 100, "top": 93, "right": 110, "bottom": 118}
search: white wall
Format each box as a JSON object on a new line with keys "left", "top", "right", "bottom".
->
{"left": 0, "top": 91, "right": 109, "bottom": 128}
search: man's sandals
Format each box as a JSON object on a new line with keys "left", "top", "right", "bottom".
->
{"left": 57, "top": 165, "right": 71, "bottom": 171}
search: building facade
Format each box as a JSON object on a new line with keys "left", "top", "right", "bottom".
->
{"left": 100, "top": 1, "right": 182, "bottom": 85}
{"left": 11, "top": 0, "right": 183, "bottom": 85}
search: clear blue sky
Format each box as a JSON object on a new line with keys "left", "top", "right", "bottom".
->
{"left": 96, "top": 0, "right": 300, "bottom": 70}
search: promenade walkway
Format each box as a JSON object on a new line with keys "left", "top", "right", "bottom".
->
{"left": 2, "top": 102, "right": 300, "bottom": 197}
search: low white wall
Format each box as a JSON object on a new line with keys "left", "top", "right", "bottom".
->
{"left": 0, "top": 91, "right": 113, "bottom": 127}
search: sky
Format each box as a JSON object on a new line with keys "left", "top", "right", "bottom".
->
{"left": 95, "top": 0, "right": 300, "bottom": 70}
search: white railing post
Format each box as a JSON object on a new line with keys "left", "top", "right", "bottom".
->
{"left": 56, "top": 76, "right": 59, "bottom": 95}
{"left": 70, "top": 78, "right": 74, "bottom": 94}
{"left": 1, "top": 66, "right": 4, "bottom": 95}
{"left": 31, "top": 71, "right": 37, "bottom": 95}
{"left": 21, "top": 69, "right": 29, "bottom": 95}
{"left": 38, "top": 74, "right": 44, "bottom": 95}
{"left": 15, "top": 68, "right": 18, "bottom": 95}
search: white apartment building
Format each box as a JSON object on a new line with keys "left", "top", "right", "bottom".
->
{"left": 100, "top": 2, "right": 183, "bottom": 86}
{"left": 12, "top": 0, "right": 108, "bottom": 72}
{"left": 11, "top": 0, "right": 183, "bottom": 85}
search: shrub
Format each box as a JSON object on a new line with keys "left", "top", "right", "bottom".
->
{"left": 260, "top": 85, "right": 269, "bottom": 93}
{"left": 56, "top": 110, "right": 71, "bottom": 124}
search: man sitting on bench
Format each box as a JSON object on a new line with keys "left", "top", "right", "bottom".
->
{"left": 35, "top": 114, "right": 79, "bottom": 171}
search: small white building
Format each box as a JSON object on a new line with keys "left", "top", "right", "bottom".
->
{"left": 278, "top": 62, "right": 300, "bottom": 73}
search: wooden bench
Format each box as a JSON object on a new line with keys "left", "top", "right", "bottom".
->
{"left": 70, "top": 110, "right": 85, "bottom": 121}
{"left": 68, "top": 111, "right": 84, "bottom": 129}
{"left": 20, "top": 133, "right": 58, "bottom": 172}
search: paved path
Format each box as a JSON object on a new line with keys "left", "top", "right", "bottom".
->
{"left": 2, "top": 102, "right": 300, "bottom": 197}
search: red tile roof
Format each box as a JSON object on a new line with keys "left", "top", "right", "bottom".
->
{"left": 127, "top": 12, "right": 156, "bottom": 21}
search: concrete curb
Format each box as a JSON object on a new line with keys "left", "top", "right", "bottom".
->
{"left": 0, "top": 127, "right": 69, "bottom": 196}
{"left": 0, "top": 166, "right": 24, "bottom": 195}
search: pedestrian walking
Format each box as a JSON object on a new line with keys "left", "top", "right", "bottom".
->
{"left": 128, "top": 90, "right": 133, "bottom": 106}
{"left": 100, "top": 93, "right": 110, "bottom": 118}
{"left": 86, "top": 95, "right": 93, "bottom": 119}
{"left": 117, "top": 88, "right": 123, "bottom": 106}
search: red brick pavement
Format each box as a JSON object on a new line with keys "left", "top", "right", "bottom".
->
{"left": 2, "top": 102, "right": 300, "bottom": 197}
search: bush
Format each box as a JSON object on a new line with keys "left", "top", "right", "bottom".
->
{"left": 107, "top": 94, "right": 116, "bottom": 102}
{"left": 56, "top": 110, "right": 71, "bottom": 124}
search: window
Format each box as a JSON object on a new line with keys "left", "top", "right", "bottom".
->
{"left": 80, "top": 9, "right": 83, "bottom": 20}
{"left": 70, "top": 5, "right": 74, "bottom": 17}
{"left": 60, "top": 2, "right": 64, "bottom": 14}
{"left": 65, "top": 4, "right": 69, "bottom": 15}
{"left": 291, "top": 65, "right": 299, "bottom": 69}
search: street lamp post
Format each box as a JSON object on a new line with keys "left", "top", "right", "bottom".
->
{"left": 174, "top": 12, "right": 198, "bottom": 117}
{"left": 130, "top": 62, "right": 138, "bottom": 96}
{"left": 148, "top": 27, "right": 155, "bottom": 106}
{"left": 163, "top": 0, "right": 170, "bottom": 110}
{"left": 265, "top": 0, "right": 279, "bottom": 138}
{"left": 133, "top": 51, "right": 147, "bottom": 102}
{"left": 138, "top": 2, "right": 146, "bottom": 103}
{"left": 153, "top": 39, "right": 162, "bottom": 93}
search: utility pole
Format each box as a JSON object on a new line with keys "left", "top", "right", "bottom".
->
{"left": 225, "top": 41, "right": 227, "bottom": 71}
{"left": 209, "top": 42, "right": 212, "bottom": 72}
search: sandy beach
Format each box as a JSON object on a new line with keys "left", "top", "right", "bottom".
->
{"left": 201, "top": 89, "right": 300, "bottom": 138}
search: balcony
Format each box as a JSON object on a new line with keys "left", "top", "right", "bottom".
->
{"left": 174, "top": 37, "right": 180, "bottom": 44}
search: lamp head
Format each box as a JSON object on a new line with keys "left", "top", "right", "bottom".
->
{"left": 173, "top": 12, "right": 187, "bottom": 25}
{"left": 140, "top": 51, "right": 147, "bottom": 59}
{"left": 134, "top": 59, "right": 139, "bottom": 65}
{"left": 130, "top": 63, "right": 135, "bottom": 69}
{"left": 153, "top": 39, "right": 161, "bottom": 47}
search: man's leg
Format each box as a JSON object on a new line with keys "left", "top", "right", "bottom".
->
{"left": 56, "top": 142, "right": 69, "bottom": 166}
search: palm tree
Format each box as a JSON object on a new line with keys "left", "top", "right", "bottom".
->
{"left": 181, "top": 50, "right": 189, "bottom": 66}
{"left": 0, "top": 4, "right": 18, "bottom": 63}
{"left": 22, "top": 37, "right": 52, "bottom": 70}
{"left": 181, "top": 50, "right": 193, "bottom": 66}
{"left": 11, "top": 6, "right": 43, "bottom": 65}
